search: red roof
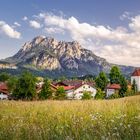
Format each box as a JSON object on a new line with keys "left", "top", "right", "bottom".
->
{"left": 107, "top": 84, "right": 121, "bottom": 90}
{"left": 60, "top": 86, "right": 75, "bottom": 91}
{"left": 132, "top": 69, "right": 140, "bottom": 76}
{"left": 0, "top": 82, "right": 9, "bottom": 94}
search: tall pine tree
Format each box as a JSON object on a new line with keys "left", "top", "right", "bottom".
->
{"left": 13, "top": 71, "right": 37, "bottom": 100}
{"left": 39, "top": 78, "right": 52, "bottom": 100}
{"left": 119, "top": 75, "right": 128, "bottom": 97}
{"left": 109, "top": 66, "right": 121, "bottom": 84}
{"left": 95, "top": 72, "right": 108, "bottom": 91}
{"left": 132, "top": 79, "right": 137, "bottom": 94}
{"left": 55, "top": 87, "right": 66, "bottom": 100}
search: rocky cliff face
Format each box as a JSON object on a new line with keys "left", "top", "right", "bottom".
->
{"left": 1, "top": 36, "right": 134, "bottom": 77}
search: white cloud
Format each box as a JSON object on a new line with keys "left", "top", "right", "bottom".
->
{"left": 0, "top": 21, "right": 21, "bottom": 39}
{"left": 45, "top": 27, "right": 65, "bottom": 34}
{"left": 22, "top": 16, "right": 28, "bottom": 21}
{"left": 29, "top": 20, "right": 41, "bottom": 29}
{"left": 32, "top": 12, "right": 140, "bottom": 66}
{"left": 120, "top": 11, "right": 131, "bottom": 21}
{"left": 129, "top": 15, "right": 140, "bottom": 32}
{"left": 14, "top": 22, "right": 21, "bottom": 27}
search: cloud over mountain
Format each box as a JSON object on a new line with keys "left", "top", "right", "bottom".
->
{"left": 1, "top": 11, "right": 140, "bottom": 67}
{"left": 32, "top": 12, "right": 140, "bottom": 66}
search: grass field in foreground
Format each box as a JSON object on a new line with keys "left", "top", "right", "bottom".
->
{"left": 0, "top": 96, "right": 140, "bottom": 140}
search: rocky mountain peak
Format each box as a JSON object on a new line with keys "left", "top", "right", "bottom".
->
{"left": 32, "top": 35, "right": 46, "bottom": 45}
{"left": 1, "top": 36, "right": 134, "bottom": 77}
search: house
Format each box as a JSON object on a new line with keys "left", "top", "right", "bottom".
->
{"left": 131, "top": 69, "right": 140, "bottom": 91}
{"left": 36, "top": 80, "right": 96, "bottom": 99}
{"left": 0, "top": 82, "right": 9, "bottom": 100}
{"left": 106, "top": 84, "right": 121, "bottom": 97}
{"left": 54, "top": 80, "right": 96, "bottom": 99}
{"left": 69, "top": 83, "right": 96, "bottom": 99}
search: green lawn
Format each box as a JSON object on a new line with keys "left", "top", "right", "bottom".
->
{"left": 0, "top": 96, "right": 140, "bottom": 140}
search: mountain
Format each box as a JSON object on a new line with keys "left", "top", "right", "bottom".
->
{"left": 0, "top": 36, "right": 135, "bottom": 78}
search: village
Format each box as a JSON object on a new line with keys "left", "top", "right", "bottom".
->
{"left": 0, "top": 66, "right": 139, "bottom": 100}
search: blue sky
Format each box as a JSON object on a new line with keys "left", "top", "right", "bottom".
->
{"left": 0, "top": 0, "right": 140, "bottom": 66}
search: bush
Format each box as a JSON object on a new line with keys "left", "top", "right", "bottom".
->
{"left": 7, "top": 76, "right": 18, "bottom": 93}
{"left": 0, "top": 72, "right": 10, "bottom": 82}
{"left": 82, "top": 91, "right": 92, "bottom": 100}
{"left": 107, "top": 93, "right": 120, "bottom": 99}
{"left": 95, "top": 88, "right": 105, "bottom": 99}
{"left": 95, "top": 72, "right": 108, "bottom": 91}
{"left": 55, "top": 87, "right": 66, "bottom": 100}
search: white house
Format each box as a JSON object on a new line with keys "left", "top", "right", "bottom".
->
{"left": 131, "top": 69, "right": 140, "bottom": 91}
{"left": 0, "top": 93, "right": 8, "bottom": 100}
{"left": 106, "top": 84, "right": 121, "bottom": 97}
{"left": 66, "top": 84, "right": 96, "bottom": 99}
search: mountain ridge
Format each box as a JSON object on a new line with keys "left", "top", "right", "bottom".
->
{"left": 0, "top": 36, "right": 135, "bottom": 77}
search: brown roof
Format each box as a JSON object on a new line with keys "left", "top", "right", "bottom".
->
{"left": 52, "top": 81, "right": 68, "bottom": 86}
{"left": 107, "top": 84, "right": 121, "bottom": 90}
{"left": 52, "top": 80, "right": 95, "bottom": 91}
{"left": 36, "top": 83, "right": 57, "bottom": 93}
{"left": 56, "top": 80, "right": 95, "bottom": 89}
{"left": 132, "top": 69, "right": 140, "bottom": 76}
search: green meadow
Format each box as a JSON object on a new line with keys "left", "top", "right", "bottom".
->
{"left": 0, "top": 96, "right": 140, "bottom": 140}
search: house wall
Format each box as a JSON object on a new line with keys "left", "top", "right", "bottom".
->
{"left": 106, "top": 89, "right": 115, "bottom": 97}
{"left": 66, "top": 84, "right": 96, "bottom": 99}
{"left": 131, "top": 76, "right": 140, "bottom": 91}
{"left": 0, "top": 93, "right": 8, "bottom": 100}
{"left": 66, "top": 90, "right": 75, "bottom": 99}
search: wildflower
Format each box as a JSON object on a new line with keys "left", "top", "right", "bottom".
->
{"left": 101, "top": 136, "right": 106, "bottom": 140}
{"left": 111, "top": 119, "right": 114, "bottom": 122}
{"left": 90, "top": 115, "right": 97, "bottom": 120}
{"left": 66, "top": 136, "right": 73, "bottom": 140}
{"left": 114, "top": 127, "right": 117, "bottom": 130}
{"left": 108, "top": 132, "right": 110, "bottom": 136}
{"left": 116, "top": 133, "right": 120, "bottom": 137}
{"left": 120, "top": 123, "right": 123, "bottom": 126}
{"left": 112, "top": 133, "right": 116, "bottom": 136}
{"left": 127, "top": 124, "right": 131, "bottom": 128}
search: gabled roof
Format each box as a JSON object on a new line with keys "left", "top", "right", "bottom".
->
{"left": 132, "top": 69, "right": 140, "bottom": 76}
{"left": 52, "top": 81, "right": 68, "bottom": 86}
{"left": 54, "top": 80, "right": 95, "bottom": 88}
{"left": 107, "top": 84, "right": 121, "bottom": 90}
{"left": 36, "top": 83, "right": 57, "bottom": 93}
{"left": 52, "top": 80, "right": 95, "bottom": 91}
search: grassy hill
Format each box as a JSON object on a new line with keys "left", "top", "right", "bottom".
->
{"left": 0, "top": 96, "right": 140, "bottom": 140}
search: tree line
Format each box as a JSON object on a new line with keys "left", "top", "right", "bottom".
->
{"left": 0, "top": 66, "right": 138, "bottom": 100}
{"left": 0, "top": 71, "right": 67, "bottom": 100}
{"left": 95, "top": 66, "right": 137, "bottom": 99}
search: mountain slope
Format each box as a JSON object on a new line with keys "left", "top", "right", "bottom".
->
{"left": 1, "top": 36, "right": 134, "bottom": 77}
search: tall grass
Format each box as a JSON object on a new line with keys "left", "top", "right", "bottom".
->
{"left": 0, "top": 96, "right": 140, "bottom": 140}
